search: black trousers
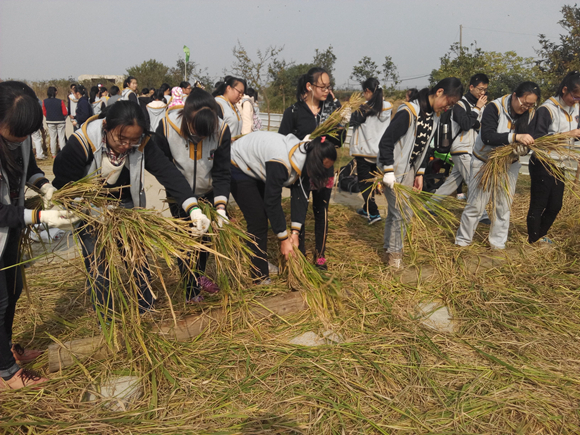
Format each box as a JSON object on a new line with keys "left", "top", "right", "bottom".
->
{"left": 230, "top": 177, "right": 270, "bottom": 279}
{"left": 169, "top": 194, "right": 213, "bottom": 299}
{"left": 0, "top": 229, "right": 23, "bottom": 374}
{"left": 527, "top": 155, "right": 564, "bottom": 243}
{"left": 355, "top": 157, "right": 379, "bottom": 216}
{"left": 298, "top": 186, "right": 331, "bottom": 259}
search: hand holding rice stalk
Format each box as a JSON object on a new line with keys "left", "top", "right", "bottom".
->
{"left": 309, "top": 92, "right": 366, "bottom": 141}
{"left": 479, "top": 133, "right": 580, "bottom": 196}
{"left": 364, "top": 170, "right": 460, "bottom": 233}
{"left": 284, "top": 245, "right": 342, "bottom": 320}
{"left": 198, "top": 201, "right": 258, "bottom": 293}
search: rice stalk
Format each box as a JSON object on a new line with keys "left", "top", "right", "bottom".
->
{"left": 310, "top": 93, "right": 366, "bottom": 141}
{"left": 284, "top": 246, "right": 341, "bottom": 320}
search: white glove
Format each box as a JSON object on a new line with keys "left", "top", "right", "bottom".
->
{"left": 515, "top": 144, "right": 529, "bottom": 156}
{"left": 382, "top": 172, "right": 396, "bottom": 190}
{"left": 39, "top": 184, "right": 57, "bottom": 208}
{"left": 341, "top": 107, "right": 352, "bottom": 124}
{"left": 189, "top": 208, "right": 211, "bottom": 235}
{"left": 39, "top": 209, "right": 80, "bottom": 230}
{"left": 216, "top": 208, "right": 228, "bottom": 228}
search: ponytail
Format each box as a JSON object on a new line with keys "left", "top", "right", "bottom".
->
{"left": 295, "top": 67, "right": 328, "bottom": 102}
{"left": 556, "top": 71, "right": 580, "bottom": 98}
{"left": 303, "top": 137, "right": 337, "bottom": 190}
{"left": 361, "top": 77, "right": 383, "bottom": 117}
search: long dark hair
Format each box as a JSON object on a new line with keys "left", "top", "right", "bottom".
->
{"left": 362, "top": 77, "right": 383, "bottom": 117}
{"left": 180, "top": 88, "right": 220, "bottom": 140}
{"left": 212, "top": 76, "right": 245, "bottom": 97}
{"left": 123, "top": 76, "right": 136, "bottom": 89}
{"left": 303, "top": 137, "right": 337, "bottom": 190}
{"left": 102, "top": 100, "right": 149, "bottom": 136}
{"left": 408, "top": 78, "right": 463, "bottom": 115}
{"left": 89, "top": 86, "right": 99, "bottom": 103}
{"left": 47, "top": 86, "right": 57, "bottom": 98}
{"left": 0, "top": 81, "right": 43, "bottom": 184}
{"left": 512, "top": 81, "right": 541, "bottom": 134}
{"left": 295, "top": 67, "right": 328, "bottom": 102}
{"left": 556, "top": 71, "right": 580, "bottom": 98}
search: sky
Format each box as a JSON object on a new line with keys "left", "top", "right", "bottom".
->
{"left": 0, "top": 0, "right": 571, "bottom": 89}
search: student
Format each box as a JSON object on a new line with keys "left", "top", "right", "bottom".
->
{"left": 432, "top": 74, "right": 489, "bottom": 200}
{"left": 89, "top": 86, "right": 106, "bottom": 116}
{"left": 0, "top": 81, "right": 79, "bottom": 390}
{"left": 107, "top": 86, "right": 121, "bottom": 106}
{"left": 156, "top": 87, "right": 231, "bottom": 302}
{"left": 160, "top": 83, "right": 172, "bottom": 105}
{"left": 230, "top": 132, "right": 337, "bottom": 282}
{"left": 99, "top": 86, "right": 109, "bottom": 102}
{"left": 68, "top": 83, "right": 78, "bottom": 122}
{"left": 43, "top": 86, "right": 68, "bottom": 156}
{"left": 147, "top": 89, "right": 168, "bottom": 132}
{"left": 380, "top": 78, "right": 463, "bottom": 268}
{"left": 71, "top": 85, "right": 92, "bottom": 130}
{"left": 527, "top": 72, "right": 580, "bottom": 244}
{"left": 212, "top": 76, "right": 245, "bottom": 137}
{"left": 138, "top": 88, "right": 152, "bottom": 126}
{"left": 168, "top": 87, "right": 185, "bottom": 109}
{"left": 278, "top": 67, "right": 343, "bottom": 270}
{"left": 121, "top": 76, "right": 138, "bottom": 103}
{"left": 31, "top": 97, "right": 46, "bottom": 160}
{"left": 237, "top": 87, "right": 262, "bottom": 135}
{"left": 349, "top": 77, "right": 392, "bottom": 225}
{"left": 455, "top": 81, "right": 540, "bottom": 249}
{"left": 180, "top": 81, "right": 192, "bottom": 99}
{"left": 53, "top": 101, "right": 203, "bottom": 318}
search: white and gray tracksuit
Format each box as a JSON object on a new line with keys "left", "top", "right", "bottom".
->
{"left": 216, "top": 96, "right": 242, "bottom": 137}
{"left": 456, "top": 94, "right": 533, "bottom": 249}
{"left": 379, "top": 100, "right": 440, "bottom": 253}
{"left": 433, "top": 96, "right": 483, "bottom": 198}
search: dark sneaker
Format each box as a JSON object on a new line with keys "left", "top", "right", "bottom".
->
{"left": 368, "top": 215, "right": 382, "bottom": 225}
{"left": 356, "top": 208, "right": 369, "bottom": 218}
{"left": 479, "top": 217, "right": 492, "bottom": 225}
{"left": 199, "top": 276, "right": 220, "bottom": 294}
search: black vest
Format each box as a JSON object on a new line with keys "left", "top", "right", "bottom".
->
{"left": 43, "top": 98, "right": 66, "bottom": 122}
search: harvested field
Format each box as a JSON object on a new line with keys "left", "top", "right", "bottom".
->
{"left": 3, "top": 151, "right": 580, "bottom": 434}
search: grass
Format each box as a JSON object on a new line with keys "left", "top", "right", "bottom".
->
{"left": 3, "top": 163, "right": 580, "bottom": 433}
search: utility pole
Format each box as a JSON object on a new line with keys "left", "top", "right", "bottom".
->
{"left": 459, "top": 24, "right": 463, "bottom": 56}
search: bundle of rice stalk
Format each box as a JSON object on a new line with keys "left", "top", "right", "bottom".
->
{"left": 364, "top": 170, "right": 460, "bottom": 234}
{"left": 479, "top": 133, "right": 580, "bottom": 194}
{"left": 284, "top": 246, "right": 341, "bottom": 319}
{"left": 309, "top": 92, "right": 366, "bottom": 141}
{"left": 198, "top": 201, "right": 257, "bottom": 294}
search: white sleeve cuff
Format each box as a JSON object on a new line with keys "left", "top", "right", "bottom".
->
{"left": 23, "top": 209, "right": 36, "bottom": 225}
{"left": 383, "top": 165, "right": 394, "bottom": 173}
{"left": 291, "top": 222, "right": 302, "bottom": 231}
{"left": 214, "top": 195, "right": 228, "bottom": 206}
{"left": 277, "top": 230, "right": 288, "bottom": 240}
{"left": 182, "top": 197, "right": 198, "bottom": 214}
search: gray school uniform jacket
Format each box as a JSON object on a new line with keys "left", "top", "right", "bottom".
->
{"left": 71, "top": 116, "right": 148, "bottom": 207}
{"left": 68, "top": 93, "right": 78, "bottom": 118}
{"left": 381, "top": 101, "right": 440, "bottom": 180}
{"left": 349, "top": 100, "right": 392, "bottom": 160}
{"left": 215, "top": 96, "right": 242, "bottom": 137}
{"left": 121, "top": 88, "right": 137, "bottom": 101}
{"left": 542, "top": 96, "right": 580, "bottom": 134}
{"left": 91, "top": 98, "right": 106, "bottom": 115}
{"left": 450, "top": 97, "right": 483, "bottom": 155}
{"left": 231, "top": 131, "right": 309, "bottom": 237}
{"left": 0, "top": 138, "right": 48, "bottom": 257}
{"left": 159, "top": 106, "right": 230, "bottom": 207}
{"left": 473, "top": 94, "right": 533, "bottom": 162}
{"left": 147, "top": 102, "right": 168, "bottom": 133}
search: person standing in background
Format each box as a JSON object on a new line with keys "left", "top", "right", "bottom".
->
{"left": 213, "top": 76, "right": 245, "bottom": 138}
{"left": 68, "top": 83, "right": 78, "bottom": 125}
{"left": 121, "top": 76, "right": 138, "bottom": 103}
{"left": 237, "top": 87, "right": 262, "bottom": 135}
{"left": 43, "top": 86, "right": 68, "bottom": 157}
{"left": 107, "top": 86, "right": 121, "bottom": 106}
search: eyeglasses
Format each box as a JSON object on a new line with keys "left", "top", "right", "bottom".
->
{"left": 231, "top": 87, "right": 244, "bottom": 95}
{"left": 569, "top": 93, "right": 580, "bottom": 101}
{"left": 108, "top": 131, "right": 144, "bottom": 147}
{"left": 517, "top": 96, "right": 536, "bottom": 109}
{"left": 311, "top": 83, "right": 333, "bottom": 92}
{"left": 474, "top": 86, "right": 488, "bottom": 93}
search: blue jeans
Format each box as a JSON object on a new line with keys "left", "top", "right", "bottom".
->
{"left": 77, "top": 224, "right": 154, "bottom": 319}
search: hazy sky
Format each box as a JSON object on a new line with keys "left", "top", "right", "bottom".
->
{"left": 0, "top": 0, "right": 571, "bottom": 89}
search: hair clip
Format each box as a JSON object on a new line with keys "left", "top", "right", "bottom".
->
{"left": 320, "top": 136, "right": 326, "bottom": 143}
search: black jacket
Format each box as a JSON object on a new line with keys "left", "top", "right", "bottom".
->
{"left": 75, "top": 96, "right": 93, "bottom": 126}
